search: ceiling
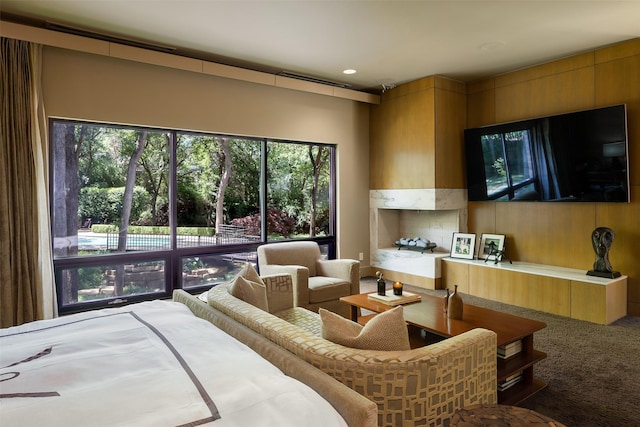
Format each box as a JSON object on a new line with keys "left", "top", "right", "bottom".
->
{"left": 2, "top": 1, "right": 640, "bottom": 93}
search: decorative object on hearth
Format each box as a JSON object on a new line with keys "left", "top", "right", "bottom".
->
{"left": 393, "top": 281, "right": 403, "bottom": 296}
{"left": 478, "top": 233, "right": 505, "bottom": 260}
{"left": 450, "top": 232, "right": 476, "bottom": 260}
{"left": 443, "top": 288, "right": 450, "bottom": 313}
{"left": 447, "top": 285, "right": 463, "bottom": 320}
{"left": 376, "top": 271, "right": 386, "bottom": 296}
{"left": 395, "top": 236, "right": 437, "bottom": 253}
{"left": 587, "top": 227, "right": 621, "bottom": 278}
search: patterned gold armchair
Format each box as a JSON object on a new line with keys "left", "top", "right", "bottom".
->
{"left": 257, "top": 241, "right": 359, "bottom": 318}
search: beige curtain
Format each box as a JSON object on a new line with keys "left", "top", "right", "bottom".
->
{"left": 1, "top": 37, "right": 54, "bottom": 327}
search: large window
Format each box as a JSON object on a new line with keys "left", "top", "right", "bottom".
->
{"left": 51, "top": 120, "right": 336, "bottom": 314}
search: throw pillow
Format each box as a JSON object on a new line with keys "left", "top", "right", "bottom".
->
{"left": 237, "top": 262, "right": 263, "bottom": 284}
{"left": 228, "top": 275, "right": 269, "bottom": 312}
{"left": 237, "top": 263, "right": 293, "bottom": 314}
{"left": 320, "top": 306, "right": 411, "bottom": 351}
{"left": 262, "top": 274, "right": 294, "bottom": 314}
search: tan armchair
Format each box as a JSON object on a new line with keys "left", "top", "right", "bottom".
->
{"left": 257, "top": 241, "right": 359, "bottom": 318}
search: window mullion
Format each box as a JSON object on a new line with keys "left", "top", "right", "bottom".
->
{"left": 169, "top": 131, "right": 178, "bottom": 249}
{"left": 260, "top": 139, "right": 268, "bottom": 242}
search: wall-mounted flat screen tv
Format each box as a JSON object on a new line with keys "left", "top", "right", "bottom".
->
{"left": 464, "top": 104, "right": 629, "bottom": 202}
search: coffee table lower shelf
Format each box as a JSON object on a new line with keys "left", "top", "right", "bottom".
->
{"left": 497, "top": 348, "right": 547, "bottom": 405}
{"left": 499, "top": 379, "right": 548, "bottom": 406}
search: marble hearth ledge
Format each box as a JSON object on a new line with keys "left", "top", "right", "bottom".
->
{"left": 372, "top": 248, "right": 450, "bottom": 280}
{"left": 370, "top": 189, "right": 467, "bottom": 210}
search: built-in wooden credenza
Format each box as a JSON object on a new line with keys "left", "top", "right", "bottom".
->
{"left": 442, "top": 258, "right": 627, "bottom": 325}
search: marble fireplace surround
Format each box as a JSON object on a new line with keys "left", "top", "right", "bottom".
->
{"left": 370, "top": 189, "right": 468, "bottom": 288}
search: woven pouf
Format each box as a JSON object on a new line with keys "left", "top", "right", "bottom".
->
{"left": 451, "top": 404, "right": 566, "bottom": 427}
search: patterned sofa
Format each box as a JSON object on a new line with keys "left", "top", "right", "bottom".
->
{"left": 203, "top": 276, "right": 498, "bottom": 427}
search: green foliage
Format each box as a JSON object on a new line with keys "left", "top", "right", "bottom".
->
{"left": 90, "top": 224, "right": 215, "bottom": 237}
{"left": 77, "top": 127, "right": 124, "bottom": 188}
{"left": 265, "top": 142, "right": 330, "bottom": 234}
{"left": 91, "top": 224, "right": 118, "bottom": 233}
{"left": 79, "top": 186, "right": 150, "bottom": 224}
{"left": 182, "top": 257, "right": 205, "bottom": 272}
{"left": 77, "top": 266, "right": 104, "bottom": 290}
{"left": 177, "top": 226, "right": 215, "bottom": 236}
{"left": 69, "top": 122, "right": 331, "bottom": 237}
{"left": 79, "top": 187, "right": 112, "bottom": 224}
{"left": 312, "top": 205, "right": 330, "bottom": 235}
{"left": 177, "top": 180, "right": 209, "bottom": 226}
{"left": 492, "top": 157, "right": 506, "bottom": 177}
{"left": 225, "top": 139, "right": 261, "bottom": 219}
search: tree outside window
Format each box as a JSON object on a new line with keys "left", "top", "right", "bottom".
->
{"left": 51, "top": 120, "right": 335, "bottom": 313}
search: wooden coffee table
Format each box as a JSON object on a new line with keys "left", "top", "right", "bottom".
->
{"left": 340, "top": 292, "right": 547, "bottom": 405}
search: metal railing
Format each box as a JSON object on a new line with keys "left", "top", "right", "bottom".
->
{"left": 214, "top": 224, "right": 260, "bottom": 245}
{"left": 105, "top": 226, "right": 259, "bottom": 251}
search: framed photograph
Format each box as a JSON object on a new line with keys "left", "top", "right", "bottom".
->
{"left": 450, "top": 232, "right": 477, "bottom": 259}
{"left": 478, "top": 233, "right": 506, "bottom": 260}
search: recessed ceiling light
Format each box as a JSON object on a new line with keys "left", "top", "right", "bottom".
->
{"left": 343, "top": 69, "right": 357, "bottom": 75}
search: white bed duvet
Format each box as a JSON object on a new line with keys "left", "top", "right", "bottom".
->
{"left": 0, "top": 300, "right": 347, "bottom": 427}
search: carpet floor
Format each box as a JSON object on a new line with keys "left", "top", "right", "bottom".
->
{"left": 359, "top": 277, "right": 640, "bottom": 427}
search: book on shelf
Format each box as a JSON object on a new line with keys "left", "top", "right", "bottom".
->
{"left": 498, "top": 340, "right": 522, "bottom": 359}
{"left": 498, "top": 372, "right": 523, "bottom": 391}
{"left": 367, "top": 290, "right": 421, "bottom": 306}
{"left": 503, "top": 371, "right": 522, "bottom": 383}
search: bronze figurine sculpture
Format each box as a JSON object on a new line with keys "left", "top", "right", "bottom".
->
{"left": 587, "top": 227, "right": 621, "bottom": 278}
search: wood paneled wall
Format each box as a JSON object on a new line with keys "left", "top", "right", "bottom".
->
{"left": 435, "top": 80, "right": 467, "bottom": 189}
{"left": 467, "top": 39, "right": 640, "bottom": 315}
{"left": 370, "top": 76, "right": 466, "bottom": 189}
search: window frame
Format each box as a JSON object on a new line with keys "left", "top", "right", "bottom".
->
{"left": 50, "top": 119, "right": 337, "bottom": 315}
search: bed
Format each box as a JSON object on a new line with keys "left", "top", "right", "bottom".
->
{"left": 0, "top": 296, "right": 373, "bottom": 426}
